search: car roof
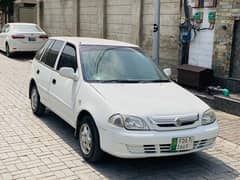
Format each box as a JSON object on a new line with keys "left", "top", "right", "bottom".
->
{"left": 50, "top": 37, "right": 139, "bottom": 47}
{"left": 8, "top": 23, "right": 37, "bottom": 26}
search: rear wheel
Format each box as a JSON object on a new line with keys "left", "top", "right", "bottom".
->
{"left": 79, "top": 115, "right": 104, "bottom": 162}
{"left": 5, "top": 43, "right": 12, "bottom": 57}
{"left": 30, "top": 86, "right": 45, "bottom": 116}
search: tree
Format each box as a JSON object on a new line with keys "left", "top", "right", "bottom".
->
{"left": 0, "top": 0, "right": 15, "bottom": 23}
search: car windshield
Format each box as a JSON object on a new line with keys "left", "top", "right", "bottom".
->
{"left": 12, "top": 25, "right": 42, "bottom": 33}
{"left": 80, "top": 45, "right": 170, "bottom": 83}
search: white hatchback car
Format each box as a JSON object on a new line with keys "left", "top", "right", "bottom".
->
{"left": 29, "top": 37, "right": 219, "bottom": 162}
{"left": 0, "top": 23, "right": 48, "bottom": 57}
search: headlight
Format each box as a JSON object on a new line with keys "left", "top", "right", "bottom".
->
{"left": 202, "top": 109, "right": 216, "bottom": 125}
{"left": 109, "top": 114, "right": 149, "bottom": 130}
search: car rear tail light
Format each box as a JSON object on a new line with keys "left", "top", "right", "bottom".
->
{"left": 39, "top": 35, "right": 48, "bottom": 39}
{"left": 12, "top": 35, "right": 25, "bottom": 39}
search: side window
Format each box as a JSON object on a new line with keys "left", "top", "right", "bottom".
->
{"left": 41, "top": 40, "right": 54, "bottom": 64}
{"left": 57, "top": 44, "right": 78, "bottom": 72}
{"left": 44, "top": 40, "right": 64, "bottom": 68}
{"left": 35, "top": 40, "right": 53, "bottom": 61}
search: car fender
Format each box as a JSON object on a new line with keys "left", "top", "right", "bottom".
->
{"left": 74, "top": 83, "right": 114, "bottom": 136}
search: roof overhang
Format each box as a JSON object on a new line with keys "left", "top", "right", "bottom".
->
{"left": 15, "top": 0, "right": 37, "bottom": 4}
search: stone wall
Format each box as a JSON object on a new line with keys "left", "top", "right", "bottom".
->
{"left": 105, "top": 0, "right": 133, "bottom": 43}
{"left": 213, "top": 0, "right": 234, "bottom": 78}
{"left": 38, "top": 0, "right": 181, "bottom": 75}
{"left": 213, "top": 0, "right": 240, "bottom": 78}
{"left": 78, "top": 0, "right": 99, "bottom": 38}
{"left": 40, "top": 0, "right": 75, "bottom": 36}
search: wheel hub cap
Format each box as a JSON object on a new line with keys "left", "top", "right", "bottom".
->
{"left": 80, "top": 123, "right": 92, "bottom": 155}
{"left": 31, "top": 89, "right": 38, "bottom": 111}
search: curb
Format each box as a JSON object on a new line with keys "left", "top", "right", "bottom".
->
{"left": 196, "top": 94, "right": 240, "bottom": 116}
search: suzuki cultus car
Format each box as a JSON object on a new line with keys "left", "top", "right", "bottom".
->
{"left": 29, "top": 37, "right": 219, "bottom": 162}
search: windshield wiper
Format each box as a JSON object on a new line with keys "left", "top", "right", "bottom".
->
{"left": 90, "top": 79, "right": 170, "bottom": 83}
{"left": 142, "top": 80, "right": 170, "bottom": 83}
{"left": 98, "top": 80, "right": 142, "bottom": 83}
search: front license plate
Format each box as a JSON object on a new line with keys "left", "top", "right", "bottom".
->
{"left": 171, "top": 137, "right": 194, "bottom": 152}
{"left": 28, "top": 37, "right": 36, "bottom": 41}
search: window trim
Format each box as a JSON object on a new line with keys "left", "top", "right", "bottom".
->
{"left": 38, "top": 40, "right": 55, "bottom": 70}
{"left": 44, "top": 40, "right": 65, "bottom": 68}
{"left": 35, "top": 39, "right": 53, "bottom": 61}
{"left": 55, "top": 42, "right": 78, "bottom": 73}
{"left": 38, "top": 40, "right": 65, "bottom": 71}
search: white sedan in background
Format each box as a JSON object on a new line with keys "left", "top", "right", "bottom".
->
{"left": 0, "top": 23, "right": 48, "bottom": 57}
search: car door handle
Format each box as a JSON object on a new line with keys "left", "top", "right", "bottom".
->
{"left": 36, "top": 70, "right": 40, "bottom": 74}
{"left": 52, "top": 79, "right": 56, "bottom": 85}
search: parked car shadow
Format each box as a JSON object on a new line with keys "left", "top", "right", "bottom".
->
{"left": 0, "top": 51, "right": 35, "bottom": 61}
{"left": 38, "top": 111, "right": 239, "bottom": 180}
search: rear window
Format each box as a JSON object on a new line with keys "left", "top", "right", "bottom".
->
{"left": 35, "top": 40, "right": 54, "bottom": 61}
{"left": 12, "top": 25, "right": 42, "bottom": 33}
{"left": 44, "top": 40, "right": 64, "bottom": 68}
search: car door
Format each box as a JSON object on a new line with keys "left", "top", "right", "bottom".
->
{"left": 34, "top": 39, "right": 56, "bottom": 107}
{"left": 48, "top": 43, "right": 79, "bottom": 126}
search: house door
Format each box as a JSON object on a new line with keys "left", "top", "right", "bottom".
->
{"left": 231, "top": 20, "right": 240, "bottom": 79}
{"left": 19, "top": 7, "right": 36, "bottom": 23}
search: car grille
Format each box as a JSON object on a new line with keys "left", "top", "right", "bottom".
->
{"left": 149, "top": 113, "right": 199, "bottom": 131}
{"left": 126, "top": 138, "right": 216, "bottom": 154}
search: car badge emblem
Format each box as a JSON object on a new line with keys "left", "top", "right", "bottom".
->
{"left": 175, "top": 118, "right": 182, "bottom": 127}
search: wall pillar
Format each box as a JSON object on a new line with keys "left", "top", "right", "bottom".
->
{"left": 36, "top": 0, "right": 40, "bottom": 25}
{"left": 97, "top": 0, "right": 106, "bottom": 38}
{"left": 131, "top": 0, "right": 143, "bottom": 45}
{"left": 72, "top": 0, "right": 79, "bottom": 36}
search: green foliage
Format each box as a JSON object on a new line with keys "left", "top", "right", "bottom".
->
{"left": 0, "top": 0, "right": 14, "bottom": 11}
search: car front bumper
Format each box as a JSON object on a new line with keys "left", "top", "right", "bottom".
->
{"left": 100, "top": 121, "right": 219, "bottom": 158}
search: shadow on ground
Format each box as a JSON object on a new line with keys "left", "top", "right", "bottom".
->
{"left": 38, "top": 111, "right": 239, "bottom": 180}
{"left": 0, "top": 51, "right": 35, "bottom": 61}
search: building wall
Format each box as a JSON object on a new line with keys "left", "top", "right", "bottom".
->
{"left": 210, "top": 0, "right": 240, "bottom": 92}
{"left": 106, "top": 0, "right": 133, "bottom": 43}
{"left": 38, "top": 0, "right": 181, "bottom": 76}
{"left": 41, "top": 0, "right": 75, "bottom": 36}
{"left": 78, "top": 0, "right": 98, "bottom": 37}
{"left": 158, "top": 0, "right": 180, "bottom": 73}
{"left": 213, "top": 0, "right": 234, "bottom": 78}
{"left": 213, "top": 0, "right": 240, "bottom": 78}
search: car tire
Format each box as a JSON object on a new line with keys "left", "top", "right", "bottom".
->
{"left": 5, "top": 43, "right": 12, "bottom": 57}
{"left": 79, "top": 115, "right": 104, "bottom": 163}
{"left": 30, "top": 86, "right": 45, "bottom": 116}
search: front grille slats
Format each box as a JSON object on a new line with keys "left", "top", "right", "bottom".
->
{"left": 157, "top": 124, "right": 176, "bottom": 127}
{"left": 126, "top": 138, "right": 216, "bottom": 154}
{"left": 144, "top": 145, "right": 156, "bottom": 153}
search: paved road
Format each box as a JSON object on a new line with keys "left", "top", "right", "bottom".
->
{"left": 0, "top": 53, "right": 239, "bottom": 180}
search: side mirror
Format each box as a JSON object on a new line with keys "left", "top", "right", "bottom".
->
{"left": 59, "top": 67, "right": 78, "bottom": 81}
{"left": 163, "top": 68, "right": 172, "bottom": 78}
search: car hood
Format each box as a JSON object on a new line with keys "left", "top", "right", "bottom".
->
{"left": 90, "top": 82, "right": 209, "bottom": 116}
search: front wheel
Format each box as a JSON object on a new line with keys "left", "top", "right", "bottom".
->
{"left": 79, "top": 115, "right": 104, "bottom": 162}
{"left": 30, "top": 86, "right": 45, "bottom": 116}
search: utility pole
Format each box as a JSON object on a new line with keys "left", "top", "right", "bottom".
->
{"left": 152, "top": 0, "right": 160, "bottom": 65}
